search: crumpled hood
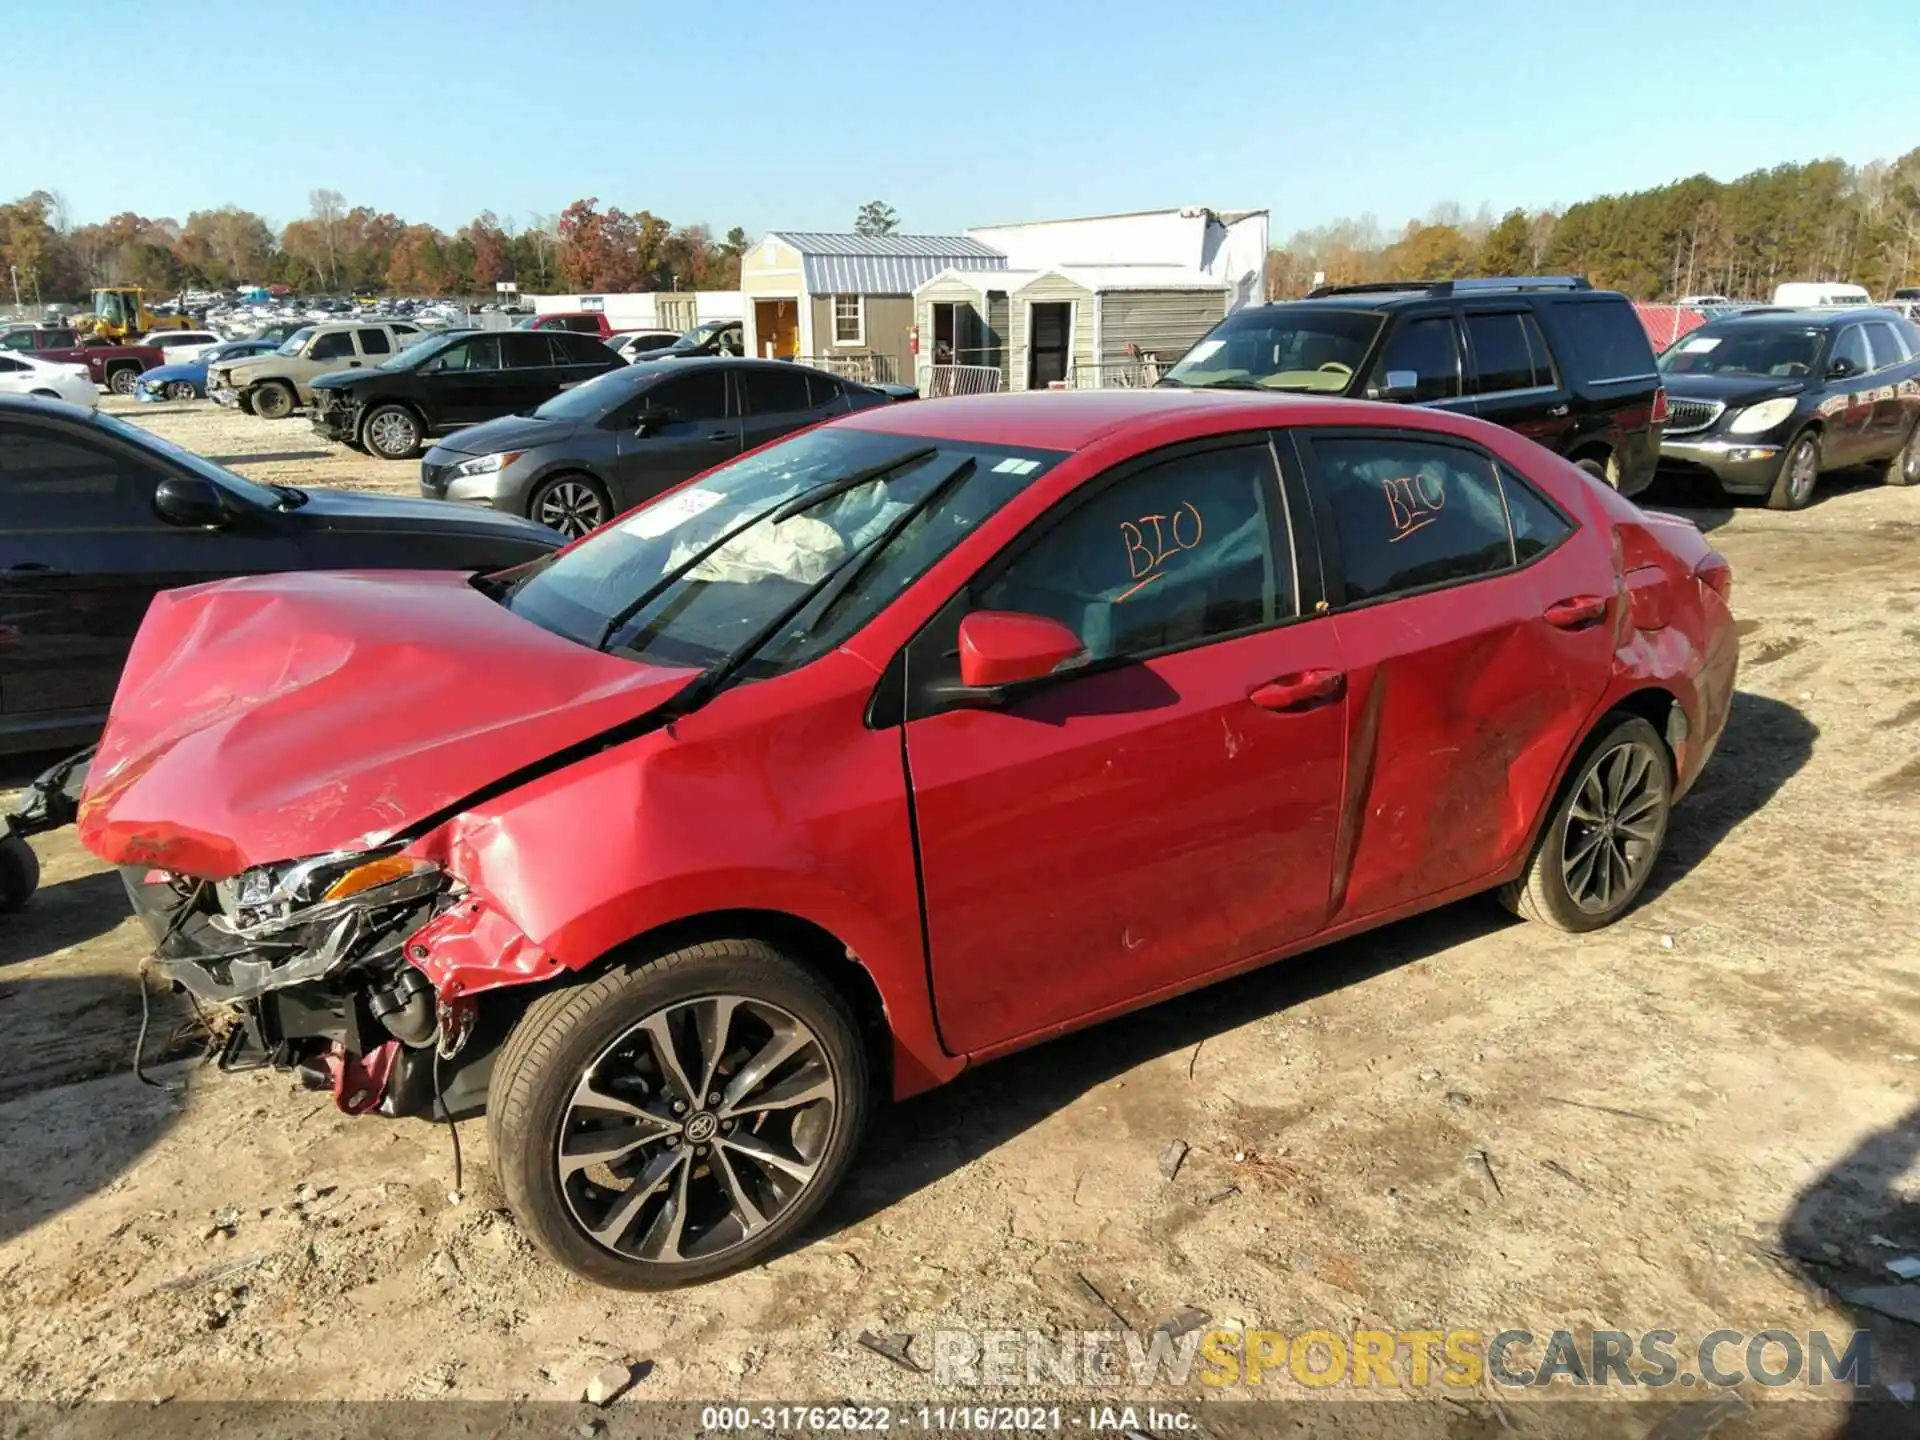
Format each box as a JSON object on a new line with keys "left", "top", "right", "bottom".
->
{"left": 79, "top": 570, "right": 694, "bottom": 878}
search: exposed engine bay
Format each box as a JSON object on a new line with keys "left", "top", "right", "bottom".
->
{"left": 123, "top": 851, "right": 503, "bottom": 1120}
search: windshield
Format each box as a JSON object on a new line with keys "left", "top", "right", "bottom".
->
{"left": 666, "top": 319, "right": 735, "bottom": 353}
{"left": 1162, "top": 308, "right": 1383, "bottom": 392}
{"left": 1658, "top": 326, "right": 1824, "bottom": 378}
{"left": 531, "top": 365, "right": 649, "bottom": 422}
{"left": 381, "top": 334, "right": 454, "bottom": 371}
{"left": 276, "top": 327, "right": 314, "bottom": 356}
{"left": 90, "top": 411, "right": 283, "bottom": 508}
{"left": 505, "top": 427, "right": 1064, "bottom": 673}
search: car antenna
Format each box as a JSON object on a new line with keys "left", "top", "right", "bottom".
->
{"left": 654, "top": 455, "right": 978, "bottom": 729}
{"left": 592, "top": 445, "right": 938, "bottom": 651}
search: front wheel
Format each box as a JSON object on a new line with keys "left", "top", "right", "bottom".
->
{"left": 1766, "top": 432, "right": 1820, "bottom": 511}
{"left": 1501, "top": 716, "right": 1672, "bottom": 932}
{"left": 250, "top": 380, "right": 295, "bottom": 420}
{"left": 528, "top": 472, "right": 612, "bottom": 538}
{"left": 361, "top": 403, "right": 423, "bottom": 460}
{"left": 1884, "top": 420, "right": 1920, "bottom": 487}
{"left": 488, "top": 939, "right": 869, "bottom": 1289}
{"left": 165, "top": 381, "right": 197, "bottom": 401}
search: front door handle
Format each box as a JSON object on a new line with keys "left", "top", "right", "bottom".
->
{"left": 1544, "top": 594, "right": 1609, "bottom": 629}
{"left": 1248, "top": 668, "right": 1346, "bottom": 712}
{"left": 706, "top": 429, "right": 732, "bottom": 442}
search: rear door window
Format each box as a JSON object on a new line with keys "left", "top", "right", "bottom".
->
{"left": 741, "top": 368, "right": 813, "bottom": 416}
{"left": 355, "top": 328, "right": 392, "bottom": 356}
{"left": 1464, "top": 312, "right": 1554, "bottom": 394}
{"left": 1554, "top": 299, "right": 1659, "bottom": 382}
{"left": 647, "top": 371, "right": 731, "bottom": 422}
{"left": 501, "top": 332, "right": 553, "bottom": 369}
{"left": 1368, "top": 316, "right": 1462, "bottom": 402}
{"left": 1303, "top": 433, "right": 1516, "bottom": 604}
{"left": 1864, "top": 321, "right": 1909, "bottom": 369}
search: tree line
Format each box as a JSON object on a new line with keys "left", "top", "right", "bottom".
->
{"left": 0, "top": 187, "right": 752, "bottom": 303}
{"left": 1268, "top": 150, "right": 1920, "bottom": 301}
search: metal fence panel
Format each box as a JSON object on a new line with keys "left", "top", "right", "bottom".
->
{"left": 918, "top": 364, "right": 1002, "bottom": 397}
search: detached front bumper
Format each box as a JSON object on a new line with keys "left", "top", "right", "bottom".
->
{"left": 310, "top": 396, "right": 360, "bottom": 444}
{"left": 1657, "top": 437, "right": 1786, "bottom": 495}
{"left": 208, "top": 377, "right": 241, "bottom": 408}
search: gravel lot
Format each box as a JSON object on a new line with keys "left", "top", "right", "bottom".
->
{"left": 2, "top": 400, "right": 1917, "bottom": 1421}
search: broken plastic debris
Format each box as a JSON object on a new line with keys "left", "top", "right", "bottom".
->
{"left": 1885, "top": 1256, "right": 1920, "bottom": 1280}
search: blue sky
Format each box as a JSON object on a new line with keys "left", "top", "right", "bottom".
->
{"left": 8, "top": 0, "right": 1916, "bottom": 239}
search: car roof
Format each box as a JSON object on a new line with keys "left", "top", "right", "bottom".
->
{"left": 1699, "top": 307, "right": 1903, "bottom": 331}
{"left": 0, "top": 392, "right": 101, "bottom": 421}
{"left": 829, "top": 387, "right": 1449, "bottom": 452}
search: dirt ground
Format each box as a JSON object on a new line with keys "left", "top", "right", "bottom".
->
{"left": 2, "top": 400, "right": 1918, "bottom": 1422}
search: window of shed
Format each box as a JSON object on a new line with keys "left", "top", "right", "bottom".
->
{"left": 833, "top": 295, "right": 863, "bottom": 346}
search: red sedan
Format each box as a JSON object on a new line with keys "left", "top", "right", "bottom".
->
{"left": 79, "top": 389, "right": 1737, "bottom": 1288}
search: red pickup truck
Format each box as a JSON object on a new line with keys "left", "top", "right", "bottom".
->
{"left": 1, "top": 327, "right": 164, "bottom": 395}
{"left": 518, "top": 311, "right": 613, "bottom": 338}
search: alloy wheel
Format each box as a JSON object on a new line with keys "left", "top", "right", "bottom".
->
{"left": 166, "top": 381, "right": 196, "bottom": 401}
{"left": 1560, "top": 740, "right": 1665, "bottom": 915}
{"left": 536, "top": 480, "right": 608, "bottom": 538}
{"left": 1788, "top": 439, "right": 1819, "bottom": 505}
{"left": 366, "top": 409, "right": 418, "bottom": 458}
{"left": 556, "top": 995, "right": 838, "bottom": 1265}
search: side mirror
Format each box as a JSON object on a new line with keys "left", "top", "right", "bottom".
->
{"left": 1379, "top": 368, "right": 1420, "bottom": 398}
{"left": 1827, "top": 357, "right": 1859, "bottom": 380}
{"left": 153, "top": 475, "right": 229, "bottom": 528}
{"left": 957, "top": 610, "right": 1087, "bottom": 689}
{"left": 632, "top": 405, "right": 671, "bottom": 435}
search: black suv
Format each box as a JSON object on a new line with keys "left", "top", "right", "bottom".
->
{"left": 1162, "top": 276, "right": 1666, "bottom": 495}
{"left": 309, "top": 329, "right": 624, "bottom": 460}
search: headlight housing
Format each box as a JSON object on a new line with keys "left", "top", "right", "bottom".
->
{"left": 1727, "top": 397, "right": 1797, "bottom": 434}
{"left": 449, "top": 450, "right": 523, "bottom": 479}
{"left": 213, "top": 847, "right": 442, "bottom": 935}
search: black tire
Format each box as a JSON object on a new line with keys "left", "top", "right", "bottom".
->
{"left": 250, "top": 380, "right": 295, "bottom": 420}
{"left": 488, "top": 938, "right": 869, "bottom": 1289}
{"left": 165, "top": 381, "right": 197, "bottom": 401}
{"left": 1500, "top": 715, "right": 1672, "bottom": 933}
{"left": 0, "top": 833, "right": 41, "bottom": 913}
{"left": 1884, "top": 418, "right": 1920, "bottom": 487}
{"left": 106, "top": 365, "right": 139, "bottom": 396}
{"left": 360, "top": 403, "right": 424, "bottom": 460}
{"left": 1766, "top": 431, "right": 1821, "bottom": 511}
{"left": 1573, "top": 455, "right": 1615, "bottom": 488}
{"left": 527, "top": 471, "right": 613, "bottom": 539}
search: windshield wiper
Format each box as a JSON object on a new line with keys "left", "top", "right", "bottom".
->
{"left": 651, "top": 456, "right": 977, "bottom": 726}
{"left": 592, "top": 445, "right": 939, "bottom": 651}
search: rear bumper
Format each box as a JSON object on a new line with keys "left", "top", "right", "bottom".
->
{"left": 1658, "top": 437, "right": 1784, "bottom": 495}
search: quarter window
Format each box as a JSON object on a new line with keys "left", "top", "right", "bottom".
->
{"left": 1369, "top": 317, "right": 1461, "bottom": 402}
{"left": 1465, "top": 311, "right": 1554, "bottom": 394}
{"left": 977, "top": 442, "right": 1290, "bottom": 662}
{"left": 833, "top": 295, "right": 863, "bottom": 345}
{"left": 308, "top": 331, "right": 355, "bottom": 360}
{"left": 1308, "top": 435, "right": 1515, "bottom": 604}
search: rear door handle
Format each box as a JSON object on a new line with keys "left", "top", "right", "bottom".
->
{"left": 706, "top": 429, "right": 733, "bottom": 442}
{"left": 1248, "top": 668, "right": 1346, "bottom": 712}
{"left": 1544, "top": 594, "right": 1609, "bottom": 629}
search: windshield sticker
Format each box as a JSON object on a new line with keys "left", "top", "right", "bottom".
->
{"left": 1679, "top": 337, "right": 1721, "bottom": 353}
{"left": 992, "top": 457, "right": 1041, "bottom": 475}
{"left": 1182, "top": 339, "right": 1225, "bottom": 366}
{"left": 619, "top": 487, "right": 722, "bottom": 539}
{"left": 1383, "top": 472, "right": 1446, "bottom": 543}
{"left": 1117, "top": 504, "right": 1205, "bottom": 601}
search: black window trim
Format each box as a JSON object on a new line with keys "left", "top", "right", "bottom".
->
{"left": 1292, "top": 425, "right": 1578, "bottom": 616}
{"left": 1460, "top": 306, "right": 1562, "bottom": 400}
{"left": 886, "top": 430, "right": 1313, "bottom": 726}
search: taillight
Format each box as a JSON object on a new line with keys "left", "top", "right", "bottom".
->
{"left": 1694, "top": 552, "right": 1732, "bottom": 604}
{"left": 1651, "top": 387, "right": 1669, "bottom": 425}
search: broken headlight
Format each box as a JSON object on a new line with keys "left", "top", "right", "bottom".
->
{"left": 213, "top": 848, "right": 442, "bottom": 935}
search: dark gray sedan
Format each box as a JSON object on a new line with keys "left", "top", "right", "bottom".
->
{"left": 419, "top": 357, "right": 902, "bottom": 537}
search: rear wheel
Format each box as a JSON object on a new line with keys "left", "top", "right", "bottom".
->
{"left": 1884, "top": 420, "right": 1920, "bottom": 487}
{"left": 362, "top": 404, "right": 423, "bottom": 460}
{"left": 529, "top": 472, "right": 612, "bottom": 538}
{"left": 250, "top": 380, "right": 295, "bottom": 420}
{"left": 1501, "top": 715, "right": 1671, "bottom": 932}
{"left": 1766, "top": 432, "right": 1820, "bottom": 510}
{"left": 488, "top": 938, "right": 868, "bottom": 1289}
{"left": 106, "top": 365, "right": 139, "bottom": 396}
{"left": 0, "top": 833, "right": 40, "bottom": 912}
{"left": 1574, "top": 455, "right": 1617, "bottom": 489}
